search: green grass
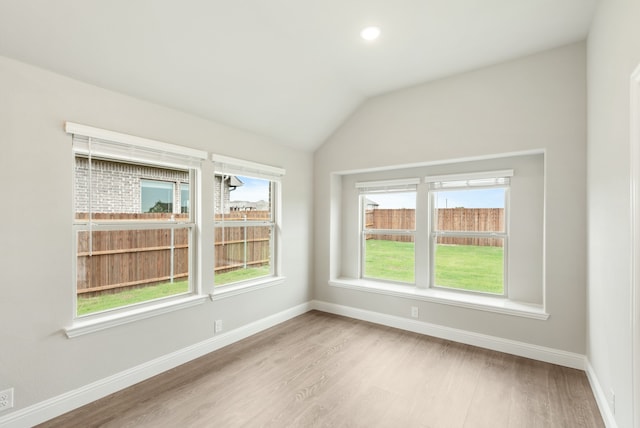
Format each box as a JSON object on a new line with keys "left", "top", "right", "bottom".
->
{"left": 434, "top": 244, "right": 503, "bottom": 294}
{"left": 214, "top": 265, "right": 271, "bottom": 286}
{"left": 77, "top": 280, "right": 190, "bottom": 316}
{"left": 77, "top": 265, "right": 273, "bottom": 316}
{"left": 364, "top": 239, "right": 415, "bottom": 283}
{"left": 365, "top": 239, "right": 503, "bottom": 293}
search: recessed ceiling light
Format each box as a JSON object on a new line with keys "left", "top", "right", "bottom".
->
{"left": 360, "top": 26, "right": 381, "bottom": 41}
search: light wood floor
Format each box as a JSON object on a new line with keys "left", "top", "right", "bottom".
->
{"left": 39, "top": 311, "right": 604, "bottom": 428}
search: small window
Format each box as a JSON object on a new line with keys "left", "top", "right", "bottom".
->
{"left": 180, "top": 183, "right": 190, "bottom": 214}
{"left": 69, "top": 123, "right": 204, "bottom": 317}
{"left": 428, "top": 171, "right": 511, "bottom": 295}
{"left": 212, "top": 155, "right": 284, "bottom": 287}
{"left": 357, "top": 179, "right": 419, "bottom": 284}
{"left": 141, "top": 179, "right": 174, "bottom": 213}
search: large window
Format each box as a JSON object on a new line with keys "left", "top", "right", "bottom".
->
{"left": 69, "top": 123, "right": 205, "bottom": 317}
{"left": 427, "top": 172, "right": 511, "bottom": 295}
{"left": 212, "top": 155, "right": 284, "bottom": 287}
{"left": 335, "top": 153, "right": 545, "bottom": 314}
{"left": 357, "top": 179, "right": 418, "bottom": 284}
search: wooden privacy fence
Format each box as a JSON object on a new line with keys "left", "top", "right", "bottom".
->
{"left": 366, "top": 208, "right": 504, "bottom": 247}
{"left": 76, "top": 211, "right": 271, "bottom": 296}
{"left": 214, "top": 211, "right": 271, "bottom": 273}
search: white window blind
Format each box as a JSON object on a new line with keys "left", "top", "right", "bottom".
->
{"left": 67, "top": 122, "right": 207, "bottom": 169}
{"left": 426, "top": 170, "right": 513, "bottom": 189}
{"left": 355, "top": 178, "right": 420, "bottom": 194}
{"left": 211, "top": 154, "right": 285, "bottom": 181}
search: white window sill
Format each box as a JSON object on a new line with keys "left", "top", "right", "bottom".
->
{"left": 329, "top": 278, "right": 549, "bottom": 320}
{"left": 209, "top": 276, "right": 286, "bottom": 301}
{"left": 65, "top": 294, "right": 208, "bottom": 338}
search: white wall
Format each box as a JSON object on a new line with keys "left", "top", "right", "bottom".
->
{"left": 0, "top": 55, "right": 313, "bottom": 415}
{"left": 587, "top": 1, "right": 640, "bottom": 426}
{"left": 314, "top": 43, "right": 587, "bottom": 352}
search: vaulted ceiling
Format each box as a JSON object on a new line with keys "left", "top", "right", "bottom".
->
{"left": 0, "top": 0, "right": 596, "bottom": 151}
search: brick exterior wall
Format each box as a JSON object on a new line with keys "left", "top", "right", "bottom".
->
{"left": 75, "top": 157, "right": 189, "bottom": 214}
{"left": 75, "top": 157, "right": 234, "bottom": 214}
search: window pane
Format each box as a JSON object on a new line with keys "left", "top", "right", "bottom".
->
{"left": 363, "top": 191, "right": 416, "bottom": 230}
{"left": 433, "top": 236, "right": 504, "bottom": 294}
{"left": 363, "top": 234, "right": 415, "bottom": 284}
{"left": 180, "top": 183, "right": 189, "bottom": 214}
{"left": 141, "top": 180, "right": 173, "bottom": 213}
{"left": 74, "top": 156, "right": 189, "bottom": 220}
{"left": 434, "top": 188, "right": 505, "bottom": 232}
{"left": 215, "top": 174, "right": 272, "bottom": 220}
{"left": 76, "top": 227, "right": 190, "bottom": 316}
{"left": 214, "top": 225, "right": 272, "bottom": 286}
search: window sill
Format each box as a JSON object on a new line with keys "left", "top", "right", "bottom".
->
{"left": 65, "top": 294, "right": 208, "bottom": 338}
{"left": 210, "top": 276, "right": 286, "bottom": 301}
{"left": 329, "top": 278, "right": 549, "bottom": 320}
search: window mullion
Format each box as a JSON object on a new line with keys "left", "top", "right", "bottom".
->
{"left": 415, "top": 182, "right": 429, "bottom": 289}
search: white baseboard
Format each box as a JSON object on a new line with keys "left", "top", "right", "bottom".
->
{"left": 585, "top": 361, "right": 618, "bottom": 428}
{"left": 310, "top": 300, "right": 586, "bottom": 370}
{"left": 0, "top": 302, "right": 312, "bottom": 428}
{"left": 0, "top": 300, "right": 593, "bottom": 428}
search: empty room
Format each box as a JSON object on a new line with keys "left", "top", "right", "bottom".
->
{"left": 0, "top": 1, "right": 638, "bottom": 427}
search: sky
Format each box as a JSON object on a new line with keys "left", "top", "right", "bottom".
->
{"left": 367, "top": 188, "right": 505, "bottom": 209}
{"left": 231, "top": 176, "right": 270, "bottom": 202}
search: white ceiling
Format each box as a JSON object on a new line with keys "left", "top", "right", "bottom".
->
{"left": 0, "top": 0, "right": 596, "bottom": 151}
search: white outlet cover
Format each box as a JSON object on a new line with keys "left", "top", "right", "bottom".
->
{"left": 0, "top": 388, "right": 14, "bottom": 411}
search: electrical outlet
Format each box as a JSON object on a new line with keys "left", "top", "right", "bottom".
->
{"left": 0, "top": 388, "right": 14, "bottom": 412}
{"left": 411, "top": 306, "right": 419, "bottom": 318}
{"left": 214, "top": 319, "right": 223, "bottom": 333}
{"left": 609, "top": 389, "right": 615, "bottom": 414}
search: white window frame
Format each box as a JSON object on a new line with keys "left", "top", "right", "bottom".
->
{"left": 356, "top": 178, "right": 419, "bottom": 284}
{"left": 426, "top": 170, "right": 512, "bottom": 296}
{"left": 65, "top": 122, "right": 208, "bottom": 338}
{"left": 211, "top": 154, "right": 285, "bottom": 296}
{"left": 329, "top": 156, "right": 548, "bottom": 320}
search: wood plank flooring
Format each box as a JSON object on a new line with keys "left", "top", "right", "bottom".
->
{"left": 38, "top": 311, "right": 604, "bottom": 428}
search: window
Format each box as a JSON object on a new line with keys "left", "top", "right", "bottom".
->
{"left": 212, "top": 155, "right": 284, "bottom": 287}
{"left": 141, "top": 179, "right": 174, "bottom": 213}
{"left": 68, "top": 122, "right": 206, "bottom": 317}
{"left": 180, "top": 183, "right": 190, "bottom": 214}
{"left": 333, "top": 153, "right": 545, "bottom": 316}
{"left": 427, "top": 171, "right": 511, "bottom": 295}
{"left": 357, "top": 179, "right": 418, "bottom": 284}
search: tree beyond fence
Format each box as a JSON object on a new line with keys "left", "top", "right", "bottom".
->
{"left": 367, "top": 208, "right": 504, "bottom": 247}
{"left": 76, "top": 211, "right": 270, "bottom": 297}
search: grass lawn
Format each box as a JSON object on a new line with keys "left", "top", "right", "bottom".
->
{"left": 365, "top": 239, "right": 503, "bottom": 293}
{"left": 215, "top": 265, "right": 271, "bottom": 286}
{"left": 364, "top": 239, "right": 415, "bottom": 283}
{"left": 78, "top": 265, "right": 272, "bottom": 316}
{"left": 77, "top": 280, "right": 190, "bottom": 316}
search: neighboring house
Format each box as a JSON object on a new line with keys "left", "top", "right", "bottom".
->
{"left": 229, "top": 199, "right": 269, "bottom": 211}
{"left": 364, "top": 198, "right": 379, "bottom": 211}
{"left": 74, "top": 157, "right": 243, "bottom": 214}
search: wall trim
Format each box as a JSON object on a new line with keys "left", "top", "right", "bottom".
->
{"left": 629, "top": 61, "right": 640, "bottom": 428}
{"left": 311, "top": 300, "right": 585, "bottom": 369}
{"left": 586, "top": 360, "right": 619, "bottom": 428}
{"left": 0, "top": 302, "right": 312, "bottom": 428}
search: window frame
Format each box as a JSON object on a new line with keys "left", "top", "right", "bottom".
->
{"left": 331, "top": 154, "right": 547, "bottom": 320}
{"left": 211, "top": 155, "right": 285, "bottom": 291}
{"left": 428, "top": 181, "right": 510, "bottom": 296}
{"left": 66, "top": 122, "right": 208, "bottom": 336}
{"left": 356, "top": 178, "right": 419, "bottom": 285}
